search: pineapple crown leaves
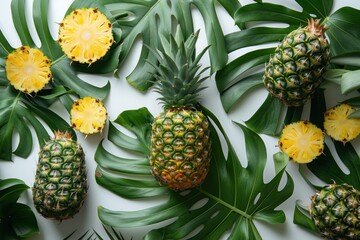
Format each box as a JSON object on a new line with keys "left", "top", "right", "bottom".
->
{"left": 216, "top": 0, "right": 360, "bottom": 135}
{"left": 148, "top": 27, "right": 210, "bottom": 109}
{"left": 95, "top": 107, "right": 294, "bottom": 239}
{"left": 0, "top": 178, "right": 39, "bottom": 239}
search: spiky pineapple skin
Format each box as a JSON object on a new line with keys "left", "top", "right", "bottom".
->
{"left": 32, "top": 132, "right": 87, "bottom": 220}
{"left": 310, "top": 183, "right": 360, "bottom": 240}
{"left": 263, "top": 19, "right": 330, "bottom": 106}
{"left": 150, "top": 108, "right": 211, "bottom": 191}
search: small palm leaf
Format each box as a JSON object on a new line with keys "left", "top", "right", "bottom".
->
{"left": 0, "top": 0, "right": 117, "bottom": 160}
{"left": 98, "top": 0, "right": 240, "bottom": 91}
{"left": 0, "top": 178, "right": 39, "bottom": 239}
{"left": 95, "top": 107, "right": 294, "bottom": 239}
{"left": 293, "top": 90, "right": 360, "bottom": 236}
{"left": 216, "top": 1, "right": 360, "bottom": 134}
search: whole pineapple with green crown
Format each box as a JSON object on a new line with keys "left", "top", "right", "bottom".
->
{"left": 310, "top": 183, "right": 360, "bottom": 239}
{"left": 263, "top": 19, "right": 330, "bottom": 106}
{"left": 149, "top": 27, "right": 211, "bottom": 191}
{"left": 32, "top": 131, "right": 87, "bottom": 220}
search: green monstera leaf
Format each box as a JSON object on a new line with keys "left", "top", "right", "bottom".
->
{"left": 98, "top": 0, "right": 240, "bottom": 91}
{"left": 95, "top": 107, "right": 294, "bottom": 239}
{"left": 0, "top": 86, "right": 74, "bottom": 161}
{"left": 216, "top": 0, "right": 360, "bottom": 135}
{"left": 0, "top": 178, "right": 39, "bottom": 239}
{"left": 0, "top": 0, "right": 120, "bottom": 160}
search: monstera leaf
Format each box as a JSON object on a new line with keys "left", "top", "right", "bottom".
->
{"left": 0, "top": 86, "right": 74, "bottom": 161}
{"left": 95, "top": 107, "right": 294, "bottom": 239}
{"left": 291, "top": 91, "right": 360, "bottom": 237}
{"left": 98, "top": 0, "right": 240, "bottom": 91}
{"left": 0, "top": 178, "right": 39, "bottom": 239}
{"left": 216, "top": 0, "right": 360, "bottom": 135}
{"left": 0, "top": 0, "right": 119, "bottom": 160}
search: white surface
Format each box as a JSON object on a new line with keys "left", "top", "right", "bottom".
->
{"left": 0, "top": 0, "right": 360, "bottom": 240}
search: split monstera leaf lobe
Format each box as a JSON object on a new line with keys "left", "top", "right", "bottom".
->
{"left": 95, "top": 107, "right": 294, "bottom": 239}
{"left": 97, "top": 0, "right": 239, "bottom": 91}
{"left": 0, "top": 178, "right": 39, "bottom": 239}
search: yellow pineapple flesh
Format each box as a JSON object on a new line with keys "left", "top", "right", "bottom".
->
{"left": 70, "top": 96, "right": 107, "bottom": 134}
{"left": 279, "top": 121, "right": 324, "bottom": 164}
{"left": 324, "top": 104, "right": 360, "bottom": 143}
{"left": 5, "top": 46, "right": 52, "bottom": 93}
{"left": 58, "top": 8, "right": 114, "bottom": 64}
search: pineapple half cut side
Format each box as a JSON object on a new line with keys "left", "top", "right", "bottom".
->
{"left": 58, "top": 8, "right": 114, "bottom": 64}
{"left": 5, "top": 46, "right": 52, "bottom": 93}
{"left": 324, "top": 104, "right": 360, "bottom": 143}
{"left": 70, "top": 96, "right": 107, "bottom": 135}
{"left": 279, "top": 120, "right": 324, "bottom": 164}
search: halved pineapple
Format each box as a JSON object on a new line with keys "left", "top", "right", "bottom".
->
{"left": 324, "top": 104, "right": 360, "bottom": 143}
{"left": 279, "top": 121, "right": 324, "bottom": 164}
{"left": 58, "top": 8, "right": 114, "bottom": 64}
{"left": 5, "top": 46, "right": 52, "bottom": 93}
{"left": 70, "top": 96, "right": 107, "bottom": 134}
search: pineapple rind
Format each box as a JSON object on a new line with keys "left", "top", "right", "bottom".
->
{"left": 310, "top": 183, "right": 360, "bottom": 240}
{"left": 263, "top": 19, "right": 330, "bottom": 106}
{"left": 70, "top": 96, "right": 107, "bottom": 135}
{"left": 58, "top": 8, "right": 114, "bottom": 64}
{"left": 279, "top": 121, "right": 324, "bottom": 164}
{"left": 150, "top": 109, "right": 211, "bottom": 191}
{"left": 5, "top": 46, "right": 52, "bottom": 93}
{"left": 32, "top": 131, "right": 87, "bottom": 220}
{"left": 324, "top": 104, "right": 360, "bottom": 143}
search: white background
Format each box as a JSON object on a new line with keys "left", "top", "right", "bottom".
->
{"left": 1, "top": 0, "right": 360, "bottom": 239}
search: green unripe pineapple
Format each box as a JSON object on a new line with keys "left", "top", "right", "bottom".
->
{"left": 32, "top": 131, "right": 87, "bottom": 220}
{"left": 149, "top": 27, "right": 211, "bottom": 191}
{"left": 310, "top": 183, "right": 360, "bottom": 239}
{"left": 263, "top": 19, "right": 330, "bottom": 106}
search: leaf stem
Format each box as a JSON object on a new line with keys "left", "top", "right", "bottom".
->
{"left": 51, "top": 54, "right": 67, "bottom": 66}
{"left": 199, "top": 188, "right": 252, "bottom": 219}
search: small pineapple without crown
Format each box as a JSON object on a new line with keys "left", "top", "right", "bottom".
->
{"left": 70, "top": 96, "right": 107, "bottom": 135}
{"left": 263, "top": 19, "right": 330, "bottom": 106}
{"left": 324, "top": 104, "right": 360, "bottom": 143}
{"left": 310, "top": 183, "right": 360, "bottom": 239}
{"left": 5, "top": 46, "right": 52, "bottom": 93}
{"left": 32, "top": 131, "right": 87, "bottom": 221}
{"left": 58, "top": 8, "right": 114, "bottom": 64}
{"left": 149, "top": 27, "right": 211, "bottom": 191}
{"left": 279, "top": 120, "right": 324, "bottom": 164}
